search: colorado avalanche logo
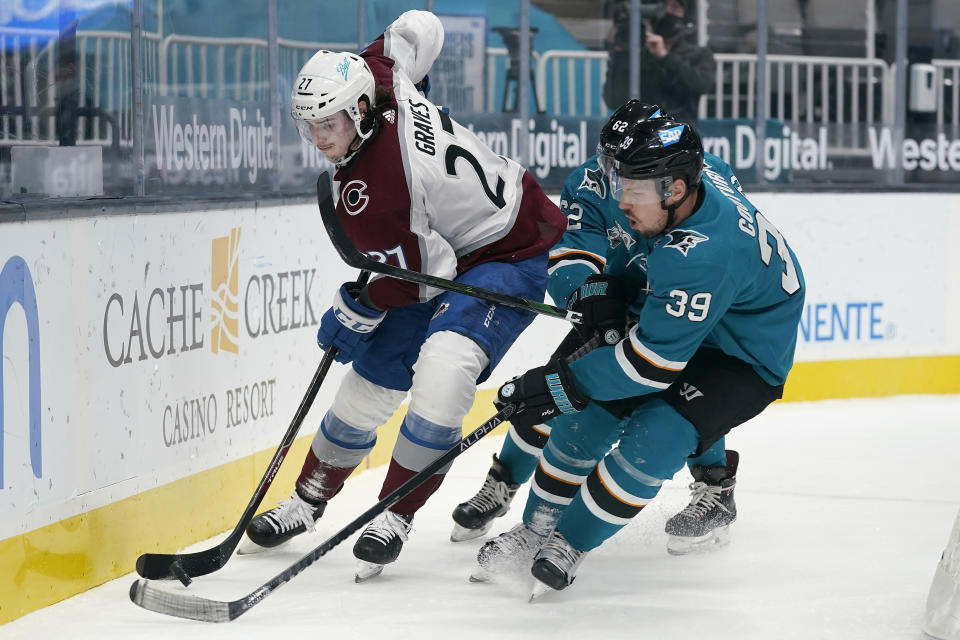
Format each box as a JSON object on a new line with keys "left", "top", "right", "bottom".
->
{"left": 578, "top": 167, "right": 606, "bottom": 199}
{"left": 662, "top": 229, "right": 709, "bottom": 256}
{"left": 341, "top": 180, "right": 370, "bottom": 216}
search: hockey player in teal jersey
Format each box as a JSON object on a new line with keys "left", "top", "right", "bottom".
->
{"left": 452, "top": 102, "right": 747, "bottom": 555}
{"left": 472, "top": 115, "right": 805, "bottom": 596}
{"left": 450, "top": 99, "right": 659, "bottom": 543}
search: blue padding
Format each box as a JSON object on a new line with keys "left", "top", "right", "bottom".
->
{"left": 428, "top": 255, "right": 549, "bottom": 382}
{"left": 399, "top": 411, "right": 461, "bottom": 450}
{"left": 320, "top": 411, "right": 377, "bottom": 450}
{"left": 352, "top": 302, "right": 433, "bottom": 391}
{"left": 353, "top": 255, "right": 549, "bottom": 389}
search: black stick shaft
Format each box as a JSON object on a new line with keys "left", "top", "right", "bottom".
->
{"left": 129, "top": 404, "right": 515, "bottom": 622}
{"left": 316, "top": 173, "right": 581, "bottom": 325}
{"left": 135, "top": 271, "right": 369, "bottom": 580}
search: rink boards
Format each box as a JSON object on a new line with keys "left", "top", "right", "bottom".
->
{"left": 1, "top": 192, "right": 959, "bottom": 623}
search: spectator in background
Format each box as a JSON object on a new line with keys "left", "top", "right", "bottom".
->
{"left": 603, "top": 0, "right": 715, "bottom": 125}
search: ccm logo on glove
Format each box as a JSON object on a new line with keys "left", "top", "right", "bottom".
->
{"left": 333, "top": 307, "right": 380, "bottom": 333}
{"left": 317, "top": 281, "right": 386, "bottom": 364}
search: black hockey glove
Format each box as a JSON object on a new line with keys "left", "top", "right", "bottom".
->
{"left": 566, "top": 274, "right": 633, "bottom": 345}
{"left": 550, "top": 327, "right": 589, "bottom": 361}
{"left": 550, "top": 327, "right": 610, "bottom": 362}
{"left": 495, "top": 358, "right": 589, "bottom": 429}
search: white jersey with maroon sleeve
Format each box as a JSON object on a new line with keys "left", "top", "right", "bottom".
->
{"left": 333, "top": 10, "right": 565, "bottom": 310}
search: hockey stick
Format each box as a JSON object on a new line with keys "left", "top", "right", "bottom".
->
{"left": 135, "top": 272, "right": 369, "bottom": 583}
{"left": 316, "top": 173, "right": 582, "bottom": 325}
{"left": 129, "top": 403, "right": 515, "bottom": 622}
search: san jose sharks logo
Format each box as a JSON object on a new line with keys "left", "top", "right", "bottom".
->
{"left": 606, "top": 221, "right": 636, "bottom": 250}
{"left": 626, "top": 252, "right": 648, "bottom": 273}
{"left": 578, "top": 167, "right": 606, "bottom": 199}
{"left": 661, "top": 229, "right": 709, "bottom": 256}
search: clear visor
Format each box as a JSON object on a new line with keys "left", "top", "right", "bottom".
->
{"left": 292, "top": 109, "right": 354, "bottom": 146}
{"left": 610, "top": 169, "right": 665, "bottom": 205}
{"left": 596, "top": 143, "right": 616, "bottom": 176}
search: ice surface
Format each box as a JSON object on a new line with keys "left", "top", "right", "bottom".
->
{"left": 4, "top": 395, "right": 959, "bottom": 640}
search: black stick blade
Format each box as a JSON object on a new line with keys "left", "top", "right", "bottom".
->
{"left": 127, "top": 406, "right": 513, "bottom": 622}
{"left": 135, "top": 545, "right": 230, "bottom": 580}
{"left": 135, "top": 554, "right": 174, "bottom": 580}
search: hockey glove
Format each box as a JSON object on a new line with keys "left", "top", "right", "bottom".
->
{"left": 566, "top": 274, "right": 634, "bottom": 345}
{"left": 550, "top": 327, "right": 589, "bottom": 361}
{"left": 317, "top": 282, "right": 386, "bottom": 364}
{"left": 495, "top": 358, "right": 589, "bottom": 429}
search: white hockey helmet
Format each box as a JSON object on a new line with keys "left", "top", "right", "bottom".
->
{"left": 290, "top": 50, "right": 376, "bottom": 152}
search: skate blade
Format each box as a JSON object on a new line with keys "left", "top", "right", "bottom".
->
{"left": 355, "top": 560, "right": 384, "bottom": 583}
{"left": 236, "top": 538, "right": 272, "bottom": 555}
{"left": 666, "top": 525, "right": 731, "bottom": 556}
{"left": 469, "top": 565, "right": 494, "bottom": 583}
{"left": 528, "top": 578, "right": 553, "bottom": 602}
{"left": 451, "top": 521, "right": 493, "bottom": 543}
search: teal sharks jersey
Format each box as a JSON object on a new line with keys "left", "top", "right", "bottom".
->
{"left": 548, "top": 152, "right": 740, "bottom": 318}
{"left": 563, "top": 155, "right": 805, "bottom": 400}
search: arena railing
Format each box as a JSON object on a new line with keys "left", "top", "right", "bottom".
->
{"left": 0, "top": 27, "right": 58, "bottom": 145}
{"left": 934, "top": 58, "right": 960, "bottom": 132}
{"left": 536, "top": 49, "right": 609, "bottom": 117}
{"left": 0, "top": 29, "right": 942, "bottom": 167}
{"left": 697, "top": 53, "right": 893, "bottom": 157}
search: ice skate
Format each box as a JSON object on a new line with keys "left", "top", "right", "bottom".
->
{"left": 529, "top": 530, "right": 586, "bottom": 596}
{"left": 451, "top": 454, "right": 521, "bottom": 542}
{"left": 240, "top": 491, "right": 326, "bottom": 553}
{"left": 665, "top": 451, "right": 738, "bottom": 556}
{"left": 528, "top": 578, "right": 553, "bottom": 602}
{"left": 352, "top": 511, "right": 413, "bottom": 582}
{"left": 470, "top": 522, "right": 544, "bottom": 582}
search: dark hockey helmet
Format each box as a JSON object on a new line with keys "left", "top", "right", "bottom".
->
{"left": 597, "top": 100, "right": 664, "bottom": 175}
{"left": 612, "top": 116, "right": 704, "bottom": 198}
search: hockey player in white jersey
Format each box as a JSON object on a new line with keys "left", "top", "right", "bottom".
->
{"left": 243, "top": 10, "right": 566, "bottom": 581}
